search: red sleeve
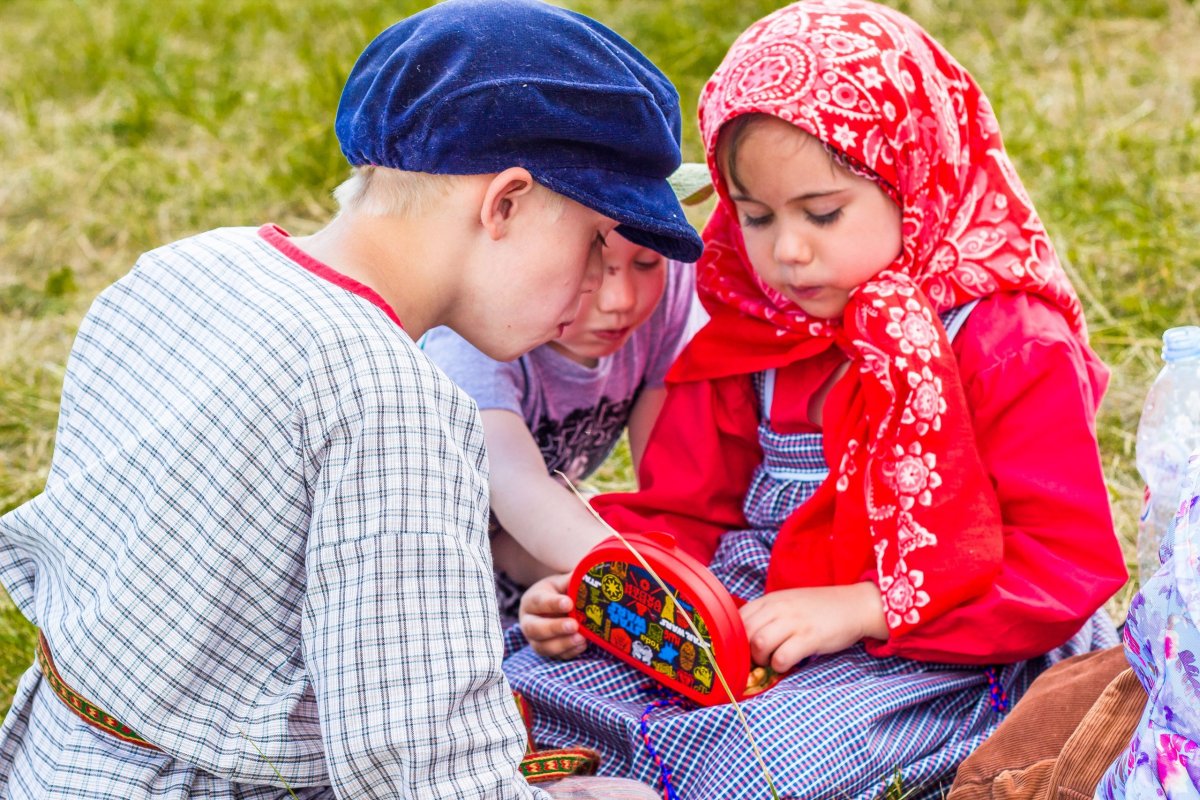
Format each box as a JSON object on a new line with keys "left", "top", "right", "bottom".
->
{"left": 591, "top": 374, "right": 763, "bottom": 565}
{"left": 870, "top": 296, "right": 1128, "bottom": 663}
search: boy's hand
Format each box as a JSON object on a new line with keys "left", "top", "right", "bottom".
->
{"left": 520, "top": 574, "right": 587, "bottom": 659}
{"left": 739, "top": 582, "right": 888, "bottom": 673}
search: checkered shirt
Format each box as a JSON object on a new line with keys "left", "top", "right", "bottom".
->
{"left": 0, "top": 227, "right": 545, "bottom": 799}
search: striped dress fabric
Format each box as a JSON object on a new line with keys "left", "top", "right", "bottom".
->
{"left": 504, "top": 302, "right": 1118, "bottom": 799}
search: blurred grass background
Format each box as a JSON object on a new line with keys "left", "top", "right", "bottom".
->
{"left": 1, "top": 0, "right": 1197, "bottom": 716}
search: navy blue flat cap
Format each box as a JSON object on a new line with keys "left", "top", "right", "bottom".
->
{"left": 336, "top": 0, "right": 703, "bottom": 263}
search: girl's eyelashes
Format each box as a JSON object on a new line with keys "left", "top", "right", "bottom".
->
{"left": 806, "top": 208, "right": 843, "bottom": 227}
{"left": 633, "top": 258, "right": 663, "bottom": 271}
{"left": 738, "top": 207, "right": 843, "bottom": 229}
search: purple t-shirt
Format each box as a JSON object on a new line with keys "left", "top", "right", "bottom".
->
{"left": 423, "top": 261, "right": 702, "bottom": 482}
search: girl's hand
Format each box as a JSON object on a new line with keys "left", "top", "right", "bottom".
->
{"left": 739, "top": 583, "right": 888, "bottom": 673}
{"left": 519, "top": 573, "right": 587, "bottom": 659}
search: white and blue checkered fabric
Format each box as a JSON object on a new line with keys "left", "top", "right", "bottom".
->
{"left": 0, "top": 227, "right": 543, "bottom": 799}
{"left": 710, "top": 370, "right": 829, "bottom": 601}
{"left": 504, "top": 300, "right": 1117, "bottom": 799}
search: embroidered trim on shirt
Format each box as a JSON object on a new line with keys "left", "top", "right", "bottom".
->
{"left": 257, "top": 223, "right": 405, "bottom": 329}
{"left": 36, "top": 631, "right": 160, "bottom": 751}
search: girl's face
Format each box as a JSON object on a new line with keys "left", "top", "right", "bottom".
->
{"left": 721, "top": 115, "right": 903, "bottom": 320}
{"left": 549, "top": 230, "right": 667, "bottom": 367}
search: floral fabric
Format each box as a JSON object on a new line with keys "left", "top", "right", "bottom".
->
{"left": 1099, "top": 450, "right": 1200, "bottom": 799}
{"left": 673, "top": 0, "right": 1096, "bottom": 641}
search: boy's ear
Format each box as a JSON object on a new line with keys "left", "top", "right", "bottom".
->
{"left": 480, "top": 167, "right": 536, "bottom": 240}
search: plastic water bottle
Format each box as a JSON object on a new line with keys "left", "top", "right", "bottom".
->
{"left": 1135, "top": 325, "right": 1200, "bottom": 582}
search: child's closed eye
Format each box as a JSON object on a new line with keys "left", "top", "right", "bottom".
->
{"left": 805, "top": 208, "right": 843, "bottom": 227}
{"left": 590, "top": 232, "right": 609, "bottom": 259}
{"left": 741, "top": 211, "right": 773, "bottom": 228}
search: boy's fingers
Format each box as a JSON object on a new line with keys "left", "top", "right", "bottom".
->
{"left": 522, "top": 613, "right": 578, "bottom": 642}
{"left": 544, "top": 572, "right": 571, "bottom": 593}
{"left": 520, "top": 573, "right": 573, "bottom": 617}
{"left": 520, "top": 573, "right": 586, "bottom": 659}
{"left": 530, "top": 632, "right": 586, "bottom": 659}
{"left": 523, "top": 591, "right": 572, "bottom": 617}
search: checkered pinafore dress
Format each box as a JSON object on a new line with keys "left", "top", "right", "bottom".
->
{"left": 504, "top": 302, "right": 1117, "bottom": 800}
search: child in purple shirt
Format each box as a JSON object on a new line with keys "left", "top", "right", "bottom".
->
{"left": 424, "top": 228, "right": 704, "bottom": 624}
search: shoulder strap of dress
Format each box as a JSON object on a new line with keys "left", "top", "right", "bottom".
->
{"left": 940, "top": 298, "right": 981, "bottom": 343}
{"left": 757, "top": 300, "right": 978, "bottom": 422}
{"left": 759, "top": 368, "right": 777, "bottom": 421}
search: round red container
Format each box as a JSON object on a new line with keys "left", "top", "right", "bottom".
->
{"left": 567, "top": 531, "right": 754, "bottom": 706}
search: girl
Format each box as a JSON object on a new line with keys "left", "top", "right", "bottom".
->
{"left": 506, "top": 2, "right": 1128, "bottom": 798}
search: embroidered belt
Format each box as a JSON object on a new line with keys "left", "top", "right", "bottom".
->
{"left": 35, "top": 631, "right": 160, "bottom": 750}
{"left": 513, "top": 690, "right": 600, "bottom": 783}
{"left": 519, "top": 747, "right": 601, "bottom": 784}
{"left": 36, "top": 634, "right": 597, "bottom": 779}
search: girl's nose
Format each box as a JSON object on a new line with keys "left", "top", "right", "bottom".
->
{"left": 774, "top": 224, "right": 814, "bottom": 268}
{"left": 597, "top": 266, "right": 636, "bottom": 313}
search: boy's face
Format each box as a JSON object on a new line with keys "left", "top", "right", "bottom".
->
{"left": 467, "top": 190, "right": 616, "bottom": 362}
{"left": 548, "top": 231, "right": 667, "bottom": 367}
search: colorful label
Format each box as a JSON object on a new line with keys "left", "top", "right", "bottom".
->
{"left": 574, "top": 560, "right": 716, "bottom": 696}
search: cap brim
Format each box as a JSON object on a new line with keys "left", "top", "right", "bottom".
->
{"left": 536, "top": 167, "right": 704, "bottom": 263}
{"left": 669, "top": 162, "right": 714, "bottom": 206}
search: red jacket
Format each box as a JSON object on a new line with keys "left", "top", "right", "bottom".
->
{"left": 594, "top": 293, "right": 1127, "bottom": 664}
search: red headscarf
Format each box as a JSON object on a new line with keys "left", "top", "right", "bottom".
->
{"left": 678, "top": 0, "right": 1090, "bottom": 636}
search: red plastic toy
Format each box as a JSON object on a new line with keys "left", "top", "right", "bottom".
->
{"left": 567, "top": 531, "right": 781, "bottom": 707}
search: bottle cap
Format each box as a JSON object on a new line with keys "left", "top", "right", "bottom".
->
{"left": 1163, "top": 326, "right": 1200, "bottom": 362}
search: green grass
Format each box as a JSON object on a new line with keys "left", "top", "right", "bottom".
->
{"left": 1, "top": 0, "right": 1198, "bottom": 721}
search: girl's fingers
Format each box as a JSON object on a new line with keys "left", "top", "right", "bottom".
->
{"left": 768, "top": 633, "right": 812, "bottom": 674}
{"left": 738, "top": 596, "right": 770, "bottom": 629}
{"left": 745, "top": 616, "right": 787, "bottom": 667}
{"left": 747, "top": 617, "right": 813, "bottom": 673}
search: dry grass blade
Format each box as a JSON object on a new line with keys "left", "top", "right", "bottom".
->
{"left": 237, "top": 730, "right": 299, "bottom": 800}
{"left": 557, "top": 472, "right": 781, "bottom": 800}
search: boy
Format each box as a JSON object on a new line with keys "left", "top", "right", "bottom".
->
{"left": 0, "top": 1, "right": 701, "bottom": 798}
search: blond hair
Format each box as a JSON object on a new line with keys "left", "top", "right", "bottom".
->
{"left": 333, "top": 165, "right": 566, "bottom": 219}
{"left": 333, "top": 166, "right": 466, "bottom": 218}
